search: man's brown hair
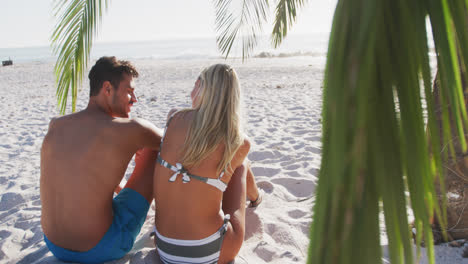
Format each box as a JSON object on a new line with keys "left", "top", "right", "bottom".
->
{"left": 88, "top": 56, "right": 139, "bottom": 96}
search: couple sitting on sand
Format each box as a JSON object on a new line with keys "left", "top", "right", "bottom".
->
{"left": 40, "top": 56, "right": 263, "bottom": 264}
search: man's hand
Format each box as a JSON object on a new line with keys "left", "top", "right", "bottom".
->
{"left": 114, "top": 184, "right": 123, "bottom": 194}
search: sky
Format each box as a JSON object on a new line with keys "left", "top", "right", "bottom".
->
{"left": 0, "top": 0, "right": 337, "bottom": 49}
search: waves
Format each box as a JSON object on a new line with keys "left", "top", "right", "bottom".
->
{"left": 0, "top": 34, "right": 330, "bottom": 63}
{"left": 253, "top": 51, "right": 326, "bottom": 58}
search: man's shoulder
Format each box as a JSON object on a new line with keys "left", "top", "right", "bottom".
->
{"left": 42, "top": 116, "right": 70, "bottom": 148}
{"left": 47, "top": 115, "right": 67, "bottom": 132}
{"left": 112, "top": 117, "right": 150, "bottom": 129}
{"left": 48, "top": 111, "right": 85, "bottom": 129}
{"left": 109, "top": 117, "right": 162, "bottom": 150}
{"left": 111, "top": 117, "right": 162, "bottom": 136}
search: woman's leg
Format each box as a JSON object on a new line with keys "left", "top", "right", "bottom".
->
{"left": 245, "top": 160, "right": 261, "bottom": 206}
{"left": 218, "top": 164, "right": 247, "bottom": 264}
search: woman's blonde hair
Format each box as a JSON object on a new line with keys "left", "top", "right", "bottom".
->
{"left": 180, "top": 64, "right": 244, "bottom": 174}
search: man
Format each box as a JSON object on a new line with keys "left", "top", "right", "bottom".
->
{"left": 40, "top": 56, "right": 161, "bottom": 263}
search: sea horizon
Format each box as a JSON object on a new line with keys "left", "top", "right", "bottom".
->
{"left": 0, "top": 33, "right": 330, "bottom": 63}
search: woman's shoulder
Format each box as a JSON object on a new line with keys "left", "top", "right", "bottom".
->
{"left": 167, "top": 108, "right": 178, "bottom": 120}
{"left": 239, "top": 136, "right": 251, "bottom": 151}
{"left": 165, "top": 109, "right": 196, "bottom": 128}
{"left": 166, "top": 108, "right": 193, "bottom": 120}
{"left": 233, "top": 137, "right": 251, "bottom": 161}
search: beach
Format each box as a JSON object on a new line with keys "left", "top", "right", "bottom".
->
{"left": 0, "top": 56, "right": 466, "bottom": 264}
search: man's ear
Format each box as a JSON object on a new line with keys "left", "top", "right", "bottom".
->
{"left": 102, "top": 81, "right": 112, "bottom": 96}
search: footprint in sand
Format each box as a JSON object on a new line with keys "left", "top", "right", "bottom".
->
{"left": 291, "top": 129, "right": 309, "bottom": 136}
{"left": 271, "top": 178, "right": 316, "bottom": 198}
{"left": 249, "top": 150, "right": 277, "bottom": 162}
{"left": 285, "top": 171, "right": 302, "bottom": 177}
{"left": 0, "top": 230, "right": 11, "bottom": 240}
{"left": 293, "top": 143, "right": 305, "bottom": 150}
{"left": 14, "top": 219, "right": 40, "bottom": 230}
{"left": 21, "top": 226, "right": 43, "bottom": 250}
{"left": 0, "top": 193, "right": 25, "bottom": 211}
{"left": 288, "top": 106, "right": 305, "bottom": 111}
{"left": 288, "top": 209, "right": 308, "bottom": 219}
{"left": 257, "top": 181, "right": 274, "bottom": 194}
{"left": 305, "top": 146, "right": 321, "bottom": 154}
{"left": 308, "top": 168, "right": 319, "bottom": 176}
{"left": 0, "top": 144, "right": 12, "bottom": 150}
{"left": 7, "top": 181, "right": 15, "bottom": 189}
{"left": 253, "top": 241, "right": 278, "bottom": 262}
{"left": 304, "top": 136, "right": 321, "bottom": 142}
{"left": 263, "top": 225, "right": 302, "bottom": 260}
{"left": 250, "top": 118, "right": 264, "bottom": 124}
{"left": 264, "top": 223, "right": 278, "bottom": 236}
{"left": 0, "top": 208, "right": 20, "bottom": 222}
{"left": 285, "top": 164, "right": 301, "bottom": 170}
{"left": 251, "top": 167, "right": 281, "bottom": 177}
{"left": 280, "top": 251, "right": 302, "bottom": 262}
{"left": 286, "top": 117, "right": 303, "bottom": 122}
{"left": 20, "top": 184, "right": 34, "bottom": 190}
{"left": 299, "top": 221, "right": 312, "bottom": 235}
{"left": 245, "top": 210, "right": 263, "bottom": 240}
{"left": 254, "top": 138, "right": 266, "bottom": 145}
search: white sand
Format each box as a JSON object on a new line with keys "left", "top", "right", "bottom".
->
{"left": 0, "top": 57, "right": 465, "bottom": 264}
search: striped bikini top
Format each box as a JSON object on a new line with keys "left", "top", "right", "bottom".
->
{"left": 156, "top": 111, "right": 228, "bottom": 192}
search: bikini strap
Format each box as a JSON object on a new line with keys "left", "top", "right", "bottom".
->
{"left": 219, "top": 214, "right": 230, "bottom": 236}
{"left": 218, "top": 170, "right": 226, "bottom": 180}
{"left": 156, "top": 156, "right": 228, "bottom": 192}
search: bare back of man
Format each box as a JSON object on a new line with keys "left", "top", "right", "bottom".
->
{"left": 40, "top": 57, "right": 161, "bottom": 262}
{"left": 41, "top": 109, "right": 159, "bottom": 251}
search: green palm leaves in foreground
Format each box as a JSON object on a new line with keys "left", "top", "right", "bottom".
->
{"left": 51, "top": 0, "right": 108, "bottom": 114}
{"left": 308, "top": 0, "right": 468, "bottom": 263}
{"left": 51, "top": 0, "right": 468, "bottom": 263}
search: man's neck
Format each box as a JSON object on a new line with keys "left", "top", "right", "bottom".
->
{"left": 85, "top": 98, "right": 113, "bottom": 117}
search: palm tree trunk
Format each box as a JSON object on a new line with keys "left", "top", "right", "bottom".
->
{"left": 433, "top": 58, "right": 468, "bottom": 241}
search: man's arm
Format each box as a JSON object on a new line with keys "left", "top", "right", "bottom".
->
{"left": 130, "top": 118, "right": 163, "bottom": 151}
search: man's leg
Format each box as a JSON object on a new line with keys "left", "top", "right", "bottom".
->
{"left": 123, "top": 148, "right": 158, "bottom": 203}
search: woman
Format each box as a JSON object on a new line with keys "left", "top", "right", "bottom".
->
{"left": 153, "top": 64, "right": 262, "bottom": 264}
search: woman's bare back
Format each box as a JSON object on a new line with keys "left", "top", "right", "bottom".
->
{"left": 153, "top": 111, "right": 246, "bottom": 238}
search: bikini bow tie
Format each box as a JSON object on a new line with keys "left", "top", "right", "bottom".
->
{"left": 168, "top": 163, "right": 191, "bottom": 183}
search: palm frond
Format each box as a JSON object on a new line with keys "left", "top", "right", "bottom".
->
{"left": 271, "top": 0, "right": 308, "bottom": 48}
{"left": 308, "top": 0, "right": 468, "bottom": 263}
{"left": 51, "top": 0, "right": 108, "bottom": 114}
{"left": 213, "top": 0, "right": 269, "bottom": 60}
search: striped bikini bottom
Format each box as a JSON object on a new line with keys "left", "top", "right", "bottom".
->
{"left": 154, "top": 215, "right": 230, "bottom": 264}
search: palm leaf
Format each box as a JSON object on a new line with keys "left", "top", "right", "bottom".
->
{"left": 271, "top": 0, "right": 308, "bottom": 48}
{"left": 213, "top": 0, "right": 269, "bottom": 60}
{"left": 308, "top": 0, "right": 468, "bottom": 263}
{"left": 51, "top": 0, "right": 108, "bottom": 114}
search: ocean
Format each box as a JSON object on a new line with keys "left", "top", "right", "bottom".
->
{"left": 0, "top": 33, "right": 329, "bottom": 63}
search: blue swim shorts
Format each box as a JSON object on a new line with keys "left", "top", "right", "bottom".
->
{"left": 44, "top": 188, "right": 150, "bottom": 264}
